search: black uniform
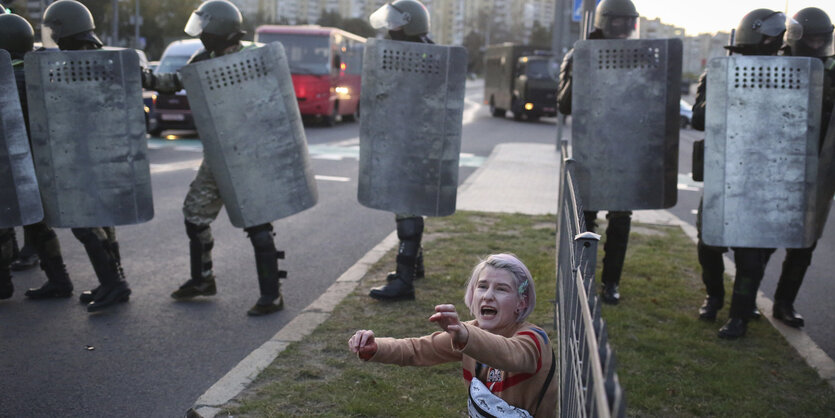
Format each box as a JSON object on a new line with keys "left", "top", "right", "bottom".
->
{"left": 691, "top": 71, "right": 777, "bottom": 325}
{"left": 768, "top": 51, "right": 835, "bottom": 327}
{"left": 1, "top": 54, "right": 73, "bottom": 301}
{"left": 557, "top": 29, "right": 631, "bottom": 304}
{"left": 367, "top": 30, "right": 433, "bottom": 301}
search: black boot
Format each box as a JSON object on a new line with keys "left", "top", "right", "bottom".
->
{"left": 598, "top": 212, "right": 630, "bottom": 305}
{"left": 172, "top": 221, "right": 217, "bottom": 299}
{"left": 371, "top": 217, "right": 422, "bottom": 301}
{"left": 1, "top": 230, "right": 14, "bottom": 299}
{"left": 0, "top": 267, "right": 12, "bottom": 300}
{"left": 600, "top": 282, "right": 620, "bottom": 305}
{"left": 698, "top": 296, "right": 723, "bottom": 321}
{"left": 10, "top": 253, "right": 39, "bottom": 271}
{"left": 80, "top": 240, "right": 125, "bottom": 304}
{"left": 772, "top": 246, "right": 811, "bottom": 328}
{"left": 246, "top": 224, "right": 285, "bottom": 316}
{"left": 25, "top": 257, "right": 73, "bottom": 299}
{"left": 718, "top": 317, "right": 747, "bottom": 339}
{"left": 773, "top": 302, "right": 804, "bottom": 328}
{"left": 72, "top": 228, "right": 131, "bottom": 312}
{"left": 697, "top": 240, "right": 726, "bottom": 320}
{"left": 386, "top": 246, "right": 424, "bottom": 282}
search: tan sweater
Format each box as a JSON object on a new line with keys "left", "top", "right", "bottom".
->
{"left": 368, "top": 320, "right": 557, "bottom": 417}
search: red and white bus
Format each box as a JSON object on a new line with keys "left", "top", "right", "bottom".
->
{"left": 255, "top": 25, "right": 366, "bottom": 126}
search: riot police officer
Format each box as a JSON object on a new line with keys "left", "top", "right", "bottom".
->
{"left": 0, "top": 12, "right": 75, "bottom": 302}
{"left": 147, "top": 0, "right": 286, "bottom": 316}
{"left": 556, "top": 0, "right": 638, "bottom": 305}
{"left": 691, "top": 9, "right": 788, "bottom": 339}
{"left": 770, "top": 7, "right": 835, "bottom": 329}
{"left": 29, "top": 0, "right": 132, "bottom": 312}
{"left": 365, "top": 0, "right": 433, "bottom": 301}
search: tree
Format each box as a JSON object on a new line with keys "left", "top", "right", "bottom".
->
{"left": 529, "top": 21, "right": 551, "bottom": 48}
{"left": 463, "top": 30, "right": 485, "bottom": 75}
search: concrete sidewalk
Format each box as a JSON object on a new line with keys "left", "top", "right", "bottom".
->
{"left": 190, "top": 141, "right": 833, "bottom": 416}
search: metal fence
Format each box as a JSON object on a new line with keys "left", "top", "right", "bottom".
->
{"left": 555, "top": 140, "right": 626, "bottom": 418}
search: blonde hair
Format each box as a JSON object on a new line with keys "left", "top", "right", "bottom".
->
{"left": 464, "top": 253, "right": 536, "bottom": 322}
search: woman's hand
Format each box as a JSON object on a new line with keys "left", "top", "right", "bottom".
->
{"left": 429, "top": 304, "right": 469, "bottom": 347}
{"left": 348, "top": 329, "right": 378, "bottom": 360}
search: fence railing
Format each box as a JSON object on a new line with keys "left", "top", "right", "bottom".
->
{"left": 555, "top": 140, "right": 626, "bottom": 418}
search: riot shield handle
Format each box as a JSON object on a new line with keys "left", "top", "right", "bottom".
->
{"left": 727, "top": 29, "right": 735, "bottom": 56}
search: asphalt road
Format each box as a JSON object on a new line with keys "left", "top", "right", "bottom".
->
{"left": 0, "top": 82, "right": 559, "bottom": 417}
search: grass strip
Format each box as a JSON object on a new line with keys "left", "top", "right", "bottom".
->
{"left": 221, "top": 212, "right": 835, "bottom": 417}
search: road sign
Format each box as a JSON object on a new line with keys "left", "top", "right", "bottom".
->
{"left": 573, "top": 0, "right": 602, "bottom": 22}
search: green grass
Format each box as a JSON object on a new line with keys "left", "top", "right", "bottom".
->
{"left": 220, "top": 212, "right": 835, "bottom": 417}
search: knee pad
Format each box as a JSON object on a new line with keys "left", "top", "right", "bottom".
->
{"left": 72, "top": 227, "right": 102, "bottom": 244}
{"left": 396, "top": 217, "right": 423, "bottom": 241}
{"left": 246, "top": 224, "right": 275, "bottom": 251}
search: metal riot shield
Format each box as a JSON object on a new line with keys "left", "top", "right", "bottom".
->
{"left": 25, "top": 49, "right": 153, "bottom": 228}
{"left": 702, "top": 56, "right": 823, "bottom": 248}
{"left": 358, "top": 38, "right": 467, "bottom": 216}
{"left": 179, "top": 42, "right": 317, "bottom": 228}
{"left": 0, "top": 50, "right": 43, "bottom": 228}
{"left": 571, "top": 38, "right": 682, "bottom": 211}
{"left": 814, "top": 110, "right": 835, "bottom": 240}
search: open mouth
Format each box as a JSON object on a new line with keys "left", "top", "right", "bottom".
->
{"left": 480, "top": 306, "right": 497, "bottom": 317}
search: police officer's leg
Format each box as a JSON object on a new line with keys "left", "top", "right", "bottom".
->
{"left": 385, "top": 214, "right": 426, "bottom": 283}
{"left": 244, "top": 223, "right": 286, "bottom": 316}
{"left": 11, "top": 224, "right": 39, "bottom": 271}
{"left": 370, "top": 215, "right": 423, "bottom": 301}
{"left": 24, "top": 222, "right": 73, "bottom": 299}
{"left": 583, "top": 211, "right": 599, "bottom": 233}
{"left": 718, "top": 247, "right": 771, "bottom": 339}
{"left": 72, "top": 227, "right": 130, "bottom": 312}
{"left": 1, "top": 228, "right": 15, "bottom": 299}
{"left": 696, "top": 198, "right": 727, "bottom": 320}
{"left": 173, "top": 161, "right": 223, "bottom": 299}
{"left": 78, "top": 227, "right": 125, "bottom": 303}
{"left": 599, "top": 211, "right": 631, "bottom": 304}
{"left": 772, "top": 243, "right": 815, "bottom": 328}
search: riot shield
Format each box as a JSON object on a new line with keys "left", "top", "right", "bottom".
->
{"left": 358, "top": 38, "right": 467, "bottom": 216}
{"left": 571, "top": 38, "right": 682, "bottom": 211}
{"left": 702, "top": 56, "right": 823, "bottom": 248}
{"left": 25, "top": 49, "right": 153, "bottom": 228}
{"left": 0, "top": 50, "right": 43, "bottom": 228}
{"left": 179, "top": 42, "right": 317, "bottom": 228}
{"left": 814, "top": 110, "right": 835, "bottom": 240}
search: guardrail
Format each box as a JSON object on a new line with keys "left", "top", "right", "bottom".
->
{"left": 555, "top": 140, "right": 626, "bottom": 418}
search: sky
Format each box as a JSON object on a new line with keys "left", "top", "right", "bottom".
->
{"left": 632, "top": 0, "right": 835, "bottom": 35}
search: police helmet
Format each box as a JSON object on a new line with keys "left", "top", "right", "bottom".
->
{"left": 594, "top": 0, "right": 638, "bottom": 39}
{"left": 727, "top": 9, "right": 786, "bottom": 55}
{"left": 369, "top": 0, "right": 430, "bottom": 37}
{"left": 786, "top": 7, "right": 834, "bottom": 57}
{"left": 185, "top": 0, "right": 244, "bottom": 39}
{"left": 41, "top": 0, "right": 102, "bottom": 49}
{"left": 0, "top": 13, "right": 34, "bottom": 56}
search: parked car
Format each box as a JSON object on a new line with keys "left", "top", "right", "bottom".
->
{"left": 680, "top": 99, "right": 693, "bottom": 129}
{"left": 147, "top": 39, "right": 203, "bottom": 136}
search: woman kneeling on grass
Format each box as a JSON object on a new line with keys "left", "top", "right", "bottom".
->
{"left": 348, "top": 253, "right": 557, "bottom": 417}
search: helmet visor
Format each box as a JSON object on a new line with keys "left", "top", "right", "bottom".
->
{"left": 752, "top": 12, "right": 786, "bottom": 37}
{"left": 602, "top": 16, "right": 637, "bottom": 39}
{"left": 369, "top": 3, "right": 410, "bottom": 31}
{"left": 184, "top": 10, "right": 210, "bottom": 37}
{"left": 41, "top": 24, "right": 58, "bottom": 49}
{"left": 785, "top": 17, "right": 804, "bottom": 41}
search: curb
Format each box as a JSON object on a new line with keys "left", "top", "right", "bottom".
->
{"left": 188, "top": 231, "right": 399, "bottom": 418}
{"left": 632, "top": 210, "right": 835, "bottom": 390}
